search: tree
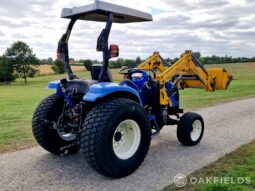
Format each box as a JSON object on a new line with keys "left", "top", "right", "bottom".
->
{"left": 109, "top": 58, "right": 124, "bottom": 69}
{"left": 109, "top": 60, "right": 122, "bottom": 69}
{"left": 124, "top": 59, "right": 136, "bottom": 68}
{"left": 51, "top": 59, "right": 65, "bottom": 74}
{"left": 83, "top": 59, "right": 93, "bottom": 71}
{"left": 40, "top": 57, "right": 53, "bottom": 65}
{"left": 5, "top": 41, "right": 39, "bottom": 83}
{"left": 47, "top": 57, "right": 53, "bottom": 64}
{"left": 165, "top": 58, "right": 172, "bottom": 64}
{"left": 0, "top": 56, "right": 15, "bottom": 83}
{"left": 135, "top": 56, "right": 141, "bottom": 65}
{"left": 173, "top": 57, "right": 179, "bottom": 63}
{"left": 193, "top": 52, "right": 201, "bottom": 59}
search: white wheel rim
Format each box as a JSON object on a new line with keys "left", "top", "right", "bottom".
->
{"left": 190, "top": 120, "right": 202, "bottom": 141}
{"left": 112, "top": 119, "right": 141, "bottom": 160}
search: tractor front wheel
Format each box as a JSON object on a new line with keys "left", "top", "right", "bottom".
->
{"left": 177, "top": 112, "right": 204, "bottom": 146}
{"left": 80, "top": 98, "right": 151, "bottom": 178}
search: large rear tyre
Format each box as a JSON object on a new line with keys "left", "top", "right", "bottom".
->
{"left": 177, "top": 112, "right": 204, "bottom": 146}
{"left": 32, "top": 94, "right": 79, "bottom": 155}
{"left": 80, "top": 98, "right": 151, "bottom": 178}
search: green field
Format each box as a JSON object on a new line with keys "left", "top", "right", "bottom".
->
{"left": 0, "top": 62, "right": 255, "bottom": 153}
{"left": 181, "top": 62, "right": 255, "bottom": 109}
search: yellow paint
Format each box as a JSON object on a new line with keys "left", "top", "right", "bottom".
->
{"left": 136, "top": 50, "right": 232, "bottom": 105}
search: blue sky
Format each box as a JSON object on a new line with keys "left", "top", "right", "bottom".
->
{"left": 0, "top": 0, "right": 254, "bottom": 60}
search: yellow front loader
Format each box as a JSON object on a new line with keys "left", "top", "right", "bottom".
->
{"left": 137, "top": 50, "right": 232, "bottom": 105}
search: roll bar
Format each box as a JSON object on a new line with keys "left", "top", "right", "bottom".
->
{"left": 57, "top": 1, "right": 152, "bottom": 80}
{"left": 57, "top": 13, "right": 113, "bottom": 81}
{"left": 57, "top": 17, "right": 78, "bottom": 80}
{"left": 98, "top": 13, "right": 113, "bottom": 82}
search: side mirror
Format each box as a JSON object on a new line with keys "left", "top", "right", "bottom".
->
{"left": 109, "top": 44, "right": 119, "bottom": 58}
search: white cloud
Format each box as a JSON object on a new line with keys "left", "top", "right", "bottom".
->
{"left": 0, "top": 0, "right": 254, "bottom": 60}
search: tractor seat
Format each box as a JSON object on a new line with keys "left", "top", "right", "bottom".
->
{"left": 90, "top": 64, "right": 113, "bottom": 82}
{"left": 65, "top": 79, "right": 97, "bottom": 95}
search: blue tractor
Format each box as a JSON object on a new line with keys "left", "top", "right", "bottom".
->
{"left": 33, "top": 1, "right": 232, "bottom": 178}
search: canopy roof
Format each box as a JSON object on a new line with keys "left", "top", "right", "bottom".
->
{"left": 61, "top": 1, "right": 153, "bottom": 23}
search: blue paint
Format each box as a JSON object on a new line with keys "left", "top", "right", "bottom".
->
{"left": 125, "top": 70, "right": 180, "bottom": 108}
{"left": 48, "top": 80, "right": 74, "bottom": 108}
{"left": 165, "top": 82, "right": 180, "bottom": 107}
{"left": 48, "top": 80, "right": 62, "bottom": 95}
{"left": 148, "top": 115, "right": 156, "bottom": 121}
{"left": 83, "top": 82, "right": 142, "bottom": 105}
{"left": 48, "top": 80, "right": 60, "bottom": 89}
{"left": 63, "top": 91, "right": 74, "bottom": 108}
{"left": 130, "top": 70, "right": 149, "bottom": 106}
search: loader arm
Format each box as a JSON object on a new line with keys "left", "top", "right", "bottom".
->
{"left": 158, "top": 51, "right": 215, "bottom": 91}
{"left": 136, "top": 52, "right": 167, "bottom": 72}
{"left": 137, "top": 51, "right": 232, "bottom": 105}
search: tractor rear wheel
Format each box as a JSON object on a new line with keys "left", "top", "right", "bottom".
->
{"left": 177, "top": 112, "right": 204, "bottom": 146}
{"left": 80, "top": 98, "right": 151, "bottom": 178}
{"left": 32, "top": 94, "right": 79, "bottom": 155}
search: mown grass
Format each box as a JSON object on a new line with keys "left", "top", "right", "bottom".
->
{"left": 181, "top": 62, "right": 255, "bottom": 109}
{"left": 0, "top": 63, "right": 254, "bottom": 153}
{"left": 163, "top": 140, "right": 255, "bottom": 191}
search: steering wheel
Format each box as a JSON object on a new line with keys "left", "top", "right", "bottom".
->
{"left": 119, "top": 68, "right": 137, "bottom": 75}
{"left": 119, "top": 68, "right": 157, "bottom": 81}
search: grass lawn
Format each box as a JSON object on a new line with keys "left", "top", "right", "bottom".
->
{"left": 163, "top": 140, "right": 255, "bottom": 191}
{"left": 0, "top": 63, "right": 255, "bottom": 153}
{"left": 181, "top": 62, "right": 255, "bottom": 109}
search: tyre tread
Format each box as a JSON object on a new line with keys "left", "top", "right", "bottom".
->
{"left": 80, "top": 98, "right": 150, "bottom": 177}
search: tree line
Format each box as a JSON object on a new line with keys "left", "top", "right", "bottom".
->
{"left": 81, "top": 52, "right": 255, "bottom": 70}
{"left": 1, "top": 41, "right": 255, "bottom": 83}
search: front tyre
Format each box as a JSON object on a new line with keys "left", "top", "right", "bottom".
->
{"left": 177, "top": 112, "right": 204, "bottom": 146}
{"left": 32, "top": 94, "right": 79, "bottom": 155}
{"left": 80, "top": 98, "right": 151, "bottom": 178}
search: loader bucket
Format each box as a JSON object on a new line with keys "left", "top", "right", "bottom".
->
{"left": 207, "top": 68, "right": 233, "bottom": 90}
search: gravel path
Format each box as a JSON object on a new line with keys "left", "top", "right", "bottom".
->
{"left": 0, "top": 98, "right": 255, "bottom": 191}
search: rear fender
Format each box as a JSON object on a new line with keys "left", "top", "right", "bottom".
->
{"left": 83, "top": 82, "right": 142, "bottom": 105}
{"left": 48, "top": 80, "right": 62, "bottom": 95}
